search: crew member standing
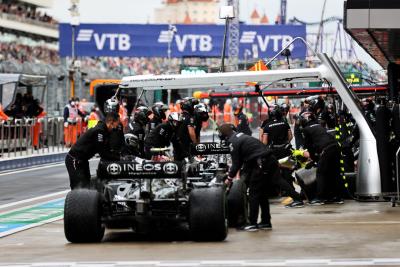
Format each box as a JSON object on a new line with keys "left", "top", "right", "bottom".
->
{"left": 262, "top": 106, "right": 303, "bottom": 208}
{"left": 65, "top": 112, "right": 121, "bottom": 189}
{"left": 193, "top": 103, "right": 209, "bottom": 143}
{"left": 173, "top": 97, "right": 198, "bottom": 160}
{"left": 144, "top": 112, "right": 181, "bottom": 159}
{"left": 128, "top": 106, "right": 151, "bottom": 158}
{"left": 219, "top": 124, "right": 274, "bottom": 231}
{"left": 150, "top": 102, "right": 169, "bottom": 129}
{"left": 233, "top": 104, "right": 252, "bottom": 136}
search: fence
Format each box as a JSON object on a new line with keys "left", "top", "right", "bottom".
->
{"left": 0, "top": 117, "right": 78, "bottom": 159}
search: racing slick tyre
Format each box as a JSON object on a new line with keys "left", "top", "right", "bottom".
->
{"left": 64, "top": 189, "right": 105, "bottom": 243}
{"left": 227, "top": 179, "right": 247, "bottom": 227}
{"left": 189, "top": 187, "right": 227, "bottom": 241}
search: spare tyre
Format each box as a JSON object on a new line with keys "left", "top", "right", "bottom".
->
{"left": 189, "top": 187, "right": 227, "bottom": 241}
{"left": 64, "top": 189, "right": 105, "bottom": 243}
{"left": 227, "top": 179, "right": 247, "bottom": 227}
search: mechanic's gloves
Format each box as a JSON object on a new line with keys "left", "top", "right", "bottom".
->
{"left": 292, "top": 149, "right": 305, "bottom": 158}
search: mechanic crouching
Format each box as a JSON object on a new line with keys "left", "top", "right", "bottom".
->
{"left": 218, "top": 123, "right": 274, "bottom": 232}
{"left": 65, "top": 112, "right": 121, "bottom": 189}
{"left": 299, "top": 110, "right": 343, "bottom": 205}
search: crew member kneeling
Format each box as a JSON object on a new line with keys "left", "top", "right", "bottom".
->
{"left": 65, "top": 112, "right": 121, "bottom": 189}
{"left": 219, "top": 123, "right": 275, "bottom": 232}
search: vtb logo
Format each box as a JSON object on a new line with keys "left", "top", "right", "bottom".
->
{"left": 158, "top": 31, "right": 212, "bottom": 52}
{"left": 240, "top": 31, "right": 294, "bottom": 52}
{"left": 76, "top": 29, "right": 131, "bottom": 51}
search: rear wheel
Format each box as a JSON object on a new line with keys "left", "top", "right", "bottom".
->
{"left": 64, "top": 189, "right": 105, "bottom": 243}
{"left": 227, "top": 179, "right": 248, "bottom": 227}
{"left": 189, "top": 187, "right": 227, "bottom": 241}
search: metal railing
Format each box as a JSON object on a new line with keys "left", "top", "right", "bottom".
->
{"left": 0, "top": 117, "right": 80, "bottom": 159}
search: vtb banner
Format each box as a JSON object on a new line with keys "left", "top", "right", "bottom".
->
{"left": 59, "top": 23, "right": 306, "bottom": 59}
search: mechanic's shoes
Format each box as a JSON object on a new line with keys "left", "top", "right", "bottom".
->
{"left": 238, "top": 224, "right": 259, "bottom": 232}
{"left": 325, "top": 197, "right": 344, "bottom": 204}
{"left": 285, "top": 200, "right": 304, "bottom": 208}
{"left": 257, "top": 222, "right": 272, "bottom": 230}
{"left": 308, "top": 199, "right": 325, "bottom": 206}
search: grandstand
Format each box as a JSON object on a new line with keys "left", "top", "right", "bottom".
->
{"left": 0, "top": 1, "right": 387, "bottom": 116}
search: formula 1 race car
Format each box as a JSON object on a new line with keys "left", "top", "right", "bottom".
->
{"left": 63, "top": 145, "right": 229, "bottom": 243}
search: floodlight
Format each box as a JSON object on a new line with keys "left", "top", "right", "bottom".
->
{"left": 219, "top": 6, "right": 234, "bottom": 19}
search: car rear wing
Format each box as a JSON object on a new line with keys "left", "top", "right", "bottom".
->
{"left": 97, "top": 160, "right": 183, "bottom": 179}
{"left": 190, "top": 142, "right": 230, "bottom": 155}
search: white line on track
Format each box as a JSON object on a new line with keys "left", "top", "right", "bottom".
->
{"left": 0, "top": 158, "right": 99, "bottom": 177}
{"left": 0, "top": 191, "right": 68, "bottom": 210}
{"left": 2, "top": 259, "right": 400, "bottom": 267}
{"left": 0, "top": 163, "right": 65, "bottom": 176}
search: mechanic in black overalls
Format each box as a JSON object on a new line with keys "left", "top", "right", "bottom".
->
{"left": 128, "top": 106, "right": 151, "bottom": 158}
{"left": 65, "top": 112, "right": 121, "bottom": 189}
{"left": 319, "top": 103, "right": 336, "bottom": 129}
{"left": 150, "top": 102, "right": 168, "bottom": 130}
{"left": 219, "top": 123, "right": 275, "bottom": 231}
{"left": 193, "top": 103, "right": 209, "bottom": 143}
{"left": 262, "top": 106, "right": 304, "bottom": 208}
{"left": 144, "top": 112, "right": 181, "bottom": 159}
{"left": 173, "top": 97, "right": 198, "bottom": 160}
{"left": 233, "top": 104, "right": 252, "bottom": 136}
{"left": 299, "top": 110, "right": 343, "bottom": 205}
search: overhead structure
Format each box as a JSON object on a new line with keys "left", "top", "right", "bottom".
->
{"left": 227, "top": 0, "right": 239, "bottom": 70}
{"left": 121, "top": 53, "right": 381, "bottom": 198}
{"left": 345, "top": 0, "right": 400, "bottom": 68}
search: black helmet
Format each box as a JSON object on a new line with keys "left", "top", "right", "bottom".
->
{"left": 299, "top": 109, "right": 316, "bottom": 128}
{"left": 104, "top": 97, "right": 119, "bottom": 114}
{"left": 136, "top": 105, "right": 152, "bottom": 117}
{"left": 269, "top": 106, "right": 282, "bottom": 120}
{"left": 152, "top": 102, "right": 168, "bottom": 120}
{"left": 181, "top": 97, "right": 199, "bottom": 114}
{"left": 194, "top": 103, "right": 209, "bottom": 122}
{"left": 168, "top": 112, "right": 182, "bottom": 127}
{"left": 134, "top": 110, "right": 149, "bottom": 126}
{"left": 124, "top": 133, "right": 139, "bottom": 151}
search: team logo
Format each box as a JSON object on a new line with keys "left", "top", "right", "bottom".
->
{"left": 107, "top": 163, "right": 122, "bottom": 175}
{"left": 229, "top": 143, "right": 234, "bottom": 152}
{"left": 163, "top": 163, "right": 179, "bottom": 175}
{"left": 196, "top": 144, "right": 207, "bottom": 152}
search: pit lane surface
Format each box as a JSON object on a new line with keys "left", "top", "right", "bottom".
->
{"left": 1, "top": 137, "right": 400, "bottom": 266}
{"left": 1, "top": 198, "right": 400, "bottom": 266}
{"left": 0, "top": 160, "right": 99, "bottom": 207}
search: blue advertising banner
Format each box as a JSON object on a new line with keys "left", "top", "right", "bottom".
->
{"left": 59, "top": 24, "right": 306, "bottom": 59}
